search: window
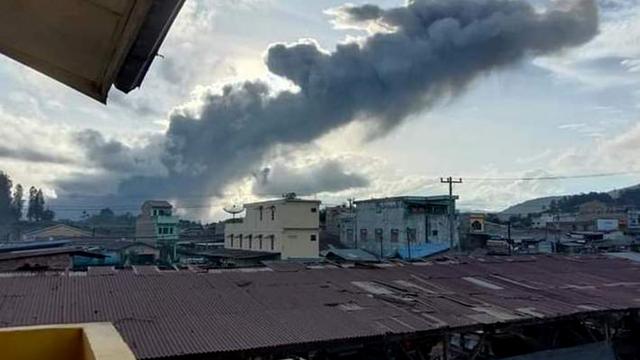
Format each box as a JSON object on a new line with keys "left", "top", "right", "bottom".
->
{"left": 248, "top": 235, "right": 253, "bottom": 249}
{"left": 310, "top": 234, "right": 317, "bottom": 241}
{"left": 311, "top": 207, "right": 317, "bottom": 213}
{"left": 152, "top": 209, "right": 157, "bottom": 216}
{"left": 169, "top": 227, "right": 174, "bottom": 235}
{"left": 258, "top": 235, "right": 263, "bottom": 249}
{"left": 375, "top": 228, "right": 383, "bottom": 243}
{"left": 229, "top": 235, "right": 234, "bottom": 248}
{"left": 271, "top": 206, "right": 275, "bottom": 220}
{"left": 259, "top": 206, "right": 263, "bottom": 221}
{"left": 239, "top": 234, "right": 243, "bottom": 249}
{"left": 360, "top": 229, "right": 368, "bottom": 242}
{"left": 431, "top": 230, "right": 438, "bottom": 237}
{"left": 391, "top": 229, "right": 399, "bottom": 243}
{"left": 408, "top": 228, "right": 417, "bottom": 243}
{"left": 346, "top": 229, "right": 354, "bottom": 243}
{"left": 270, "top": 235, "right": 275, "bottom": 251}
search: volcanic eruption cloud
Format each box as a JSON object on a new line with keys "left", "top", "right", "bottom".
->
{"left": 119, "top": 0, "right": 599, "bottom": 198}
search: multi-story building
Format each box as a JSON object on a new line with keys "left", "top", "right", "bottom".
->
{"left": 340, "top": 196, "right": 458, "bottom": 258}
{"left": 324, "top": 205, "right": 352, "bottom": 236}
{"left": 135, "top": 201, "right": 179, "bottom": 262}
{"left": 627, "top": 210, "right": 640, "bottom": 233}
{"left": 225, "top": 197, "right": 321, "bottom": 259}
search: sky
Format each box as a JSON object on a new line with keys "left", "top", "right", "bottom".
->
{"left": 0, "top": 0, "right": 639, "bottom": 221}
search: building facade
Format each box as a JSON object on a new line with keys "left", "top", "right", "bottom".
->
{"left": 225, "top": 198, "right": 321, "bottom": 259}
{"left": 324, "top": 205, "right": 352, "bottom": 236}
{"left": 135, "top": 201, "right": 179, "bottom": 262}
{"left": 341, "top": 196, "right": 459, "bottom": 258}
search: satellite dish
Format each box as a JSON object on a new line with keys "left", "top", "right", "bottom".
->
{"left": 223, "top": 204, "right": 245, "bottom": 219}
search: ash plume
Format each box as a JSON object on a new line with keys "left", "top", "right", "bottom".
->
{"left": 82, "top": 0, "right": 599, "bottom": 203}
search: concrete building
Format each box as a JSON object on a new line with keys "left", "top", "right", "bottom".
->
{"left": 324, "top": 205, "right": 352, "bottom": 236}
{"left": 627, "top": 210, "right": 640, "bottom": 232}
{"left": 225, "top": 198, "right": 321, "bottom": 259}
{"left": 341, "top": 196, "right": 458, "bottom": 258}
{"left": 135, "top": 201, "right": 179, "bottom": 262}
{"left": 532, "top": 213, "right": 577, "bottom": 229}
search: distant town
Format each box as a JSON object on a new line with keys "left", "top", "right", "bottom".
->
{"left": 2, "top": 168, "right": 640, "bottom": 271}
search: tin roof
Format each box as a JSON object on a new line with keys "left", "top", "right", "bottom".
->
{"left": 0, "top": 256, "right": 639, "bottom": 359}
{"left": 0, "top": 248, "right": 105, "bottom": 261}
{"left": 355, "top": 195, "right": 459, "bottom": 205}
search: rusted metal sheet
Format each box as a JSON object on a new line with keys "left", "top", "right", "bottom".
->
{"left": 0, "top": 256, "right": 639, "bottom": 359}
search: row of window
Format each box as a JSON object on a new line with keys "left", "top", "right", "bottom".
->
{"left": 158, "top": 227, "right": 175, "bottom": 235}
{"left": 229, "top": 234, "right": 276, "bottom": 251}
{"left": 255, "top": 206, "right": 317, "bottom": 221}
{"left": 347, "top": 228, "right": 438, "bottom": 242}
{"left": 152, "top": 209, "right": 171, "bottom": 216}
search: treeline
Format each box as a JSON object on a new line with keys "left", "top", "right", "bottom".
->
{"left": 549, "top": 188, "right": 640, "bottom": 213}
{"left": 0, "top": 171, "right": 54, "bottom": 225}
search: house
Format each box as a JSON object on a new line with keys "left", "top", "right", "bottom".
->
{"left": 532, "top": 213, "right": 576, "bottom": 229}
{"left": 22, "top": 224, "right": 93, "bottom": 241}
{"left": 224, "top": 196, "right": 321, "bottom": 259}
{"left": 341, "top": 196, "right": 458, "bottom": 258}
{"left": 135, "top": 201, "right": 180, "bottom": 262}
{"left": 627, "top": 210, "right": 640, "bottom": 233}
{"left": 324, "top": 205, "right": 352, "bottom": 236}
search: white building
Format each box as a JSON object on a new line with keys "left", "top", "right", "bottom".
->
{"left": 340, "top": 196, "right": 458, "bottom": 258}
{"left": 224, "top": 198, "right": 321, "bottom": 259}
{"left": 532, "top": 213, "right": 577, "bottom": 229}
{"left": 627, "top": 210, "right": 640, "bottom": 232}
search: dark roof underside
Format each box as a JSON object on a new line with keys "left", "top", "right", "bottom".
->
{"left": 115, "top": 0, "right": 186, "bottom": 93}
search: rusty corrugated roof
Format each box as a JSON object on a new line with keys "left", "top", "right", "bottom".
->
{"left": 0, "top": 255, "right": 639, "bottom": 359}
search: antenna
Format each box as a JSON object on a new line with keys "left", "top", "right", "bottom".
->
{"left": 223, "top": 204, "right": 245, "bottom": 219}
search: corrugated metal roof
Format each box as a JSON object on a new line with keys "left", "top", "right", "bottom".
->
{"left": 397, "top": 243, "right": 450, "bottom": 260}
{"left": 0, "top": 240, "right": 71, "bottom": 253}
{"left": 0, "top": 256, "right": 639, "bottom": 359}
{"left": 324, "top": 248, "right": 379, "bottom": 262}
{"left": 0, "top": 248, "right": 105, "bottom": 261}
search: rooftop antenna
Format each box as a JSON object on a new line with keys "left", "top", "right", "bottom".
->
{"left": 223, "top": 204, "right": 244, "bottom": 219}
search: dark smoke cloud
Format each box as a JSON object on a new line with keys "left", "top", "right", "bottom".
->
{"left": 71, "top": 0, "right": 599, "bottom": 203}
{"left": 252, "top": 160, "right": 369, "bottom": 196}
{"left": 74, "top": 130, "right": 165, "bottom": 174}
{"left": 0, "top": 145, "right": 73, "bottom": 165}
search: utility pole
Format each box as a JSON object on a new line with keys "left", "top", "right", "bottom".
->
{"left": 507, "top": 221, "right": 512, "bottom": 256}
{"left": 441, "top": 177, "right": 463, "bottom": 252}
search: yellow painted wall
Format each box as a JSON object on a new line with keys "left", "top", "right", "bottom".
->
{"left": 0, "top": 323, "right": 135, "bottom": 360}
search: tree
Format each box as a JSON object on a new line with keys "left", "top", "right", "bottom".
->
{"left": 27, "top": 186, "right": 38, "bottom": 221}
{"left": 35, "top": 189, "right": 45, "bottom": 221}
{"left": 41, "top": 208, "right": 55, "bottom": 222}
{"left": 0, "top": 171, "right": 13, "bottom": 224}
{"left": 11, "top": 184, "right": 24, "bottom": 220}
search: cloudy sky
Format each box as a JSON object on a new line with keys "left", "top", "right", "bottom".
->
{"left": 1, "top": 0, "right": 639, "bottom": 220}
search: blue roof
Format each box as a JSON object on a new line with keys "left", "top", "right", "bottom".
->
{"left": 324, "top": 248, "right": 379, "bottom": 262}
{"left": 397, "top": 243, "right": 450, "bottom": 260}
{"left": 0, "top": 240, "right": 71, "bottom": 253}
{"left": 607, "top": 252, "right": 640, "bottom": 263}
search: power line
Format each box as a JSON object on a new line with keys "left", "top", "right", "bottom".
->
{"left": 463, "top": 170, "right": 640, "bottom": 182}
{"left": 44, "top": 170, "right": 640, "bottom": 213}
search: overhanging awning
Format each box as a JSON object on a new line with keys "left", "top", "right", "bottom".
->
{"left": 0, "top": 0, "right": 184, "bottom": 103}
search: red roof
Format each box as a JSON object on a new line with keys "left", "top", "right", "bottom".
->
{"left": 0, "top": 256, "right": 639, "bottom": 359}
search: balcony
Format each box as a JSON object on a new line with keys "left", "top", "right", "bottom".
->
{"left": 0, "top": 322, "right": 135, "bottom": 360}
{"left": 156, "top": 215, "right": 179, "bottom": 225}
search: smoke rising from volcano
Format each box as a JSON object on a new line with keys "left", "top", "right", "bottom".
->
{"left": 87, "top": 0, "right": 599, "bottom": 202}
